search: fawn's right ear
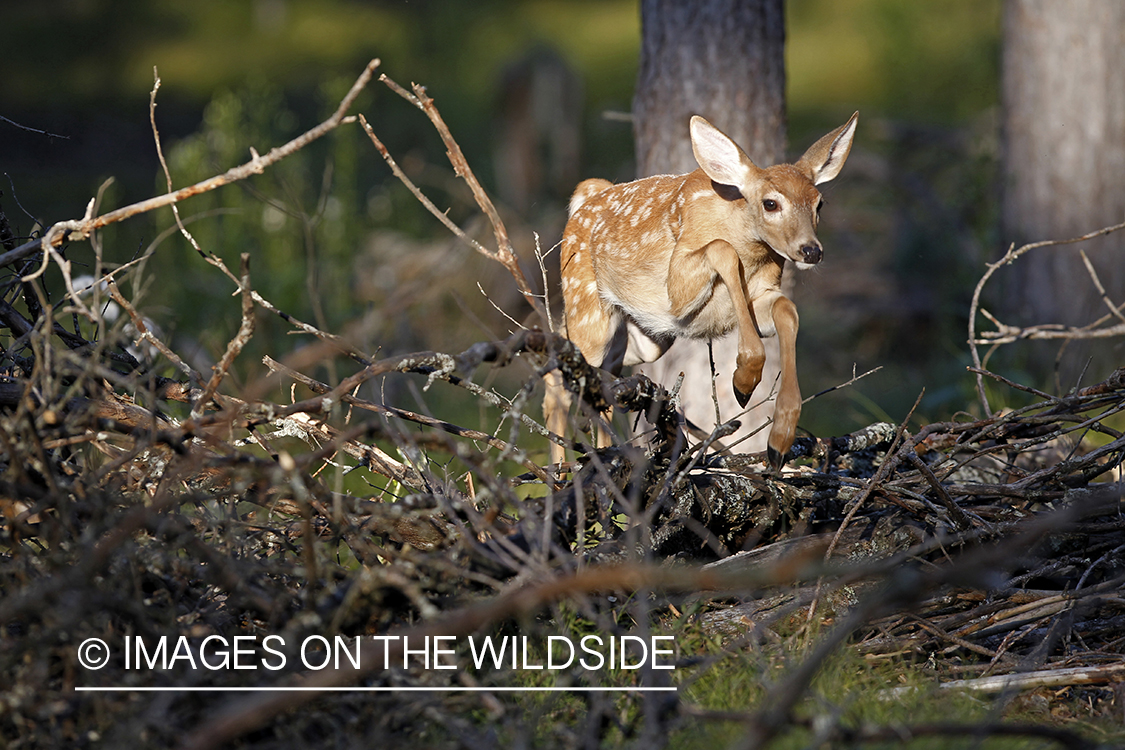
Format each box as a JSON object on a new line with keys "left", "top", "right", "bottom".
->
{"left": 690, "top": 116, "right": 755, "bottom": 187}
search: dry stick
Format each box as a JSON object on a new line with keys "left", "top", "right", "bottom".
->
{"left": 147, "top": 67, "right": 240, "bottom": 288}
{"left": 362, "top": 107, "right": 542, "bottom": 343}
{"left": 966, "top": 219, "right": 1125, "bottom": 416}
{"left": 1079, "top": 249, "right": 1125, "bottom": 326}
{"left": 931, "top": 406, "right": 1125, "bottom": 500}
{"left": 532, "top": 233, "right": 557, "bottom": 333}
{"left": 707, "top": 339, "right": 721, "bottom": 429}
{"left": 266, "top": 411, "right": 424, "bottom": 490}
{"left": 980, "top": 311, "right": 1125, "bottom": 344}
{"left": 106, "top": 279, "right": 199, "bottom": 382}
{"left": 251, "top": 291, "right": 372, "bottom": 366}
{"left": 0, "top": 58, "right": 381, "bottom": 272}
{"left": 966, "top": 366, "right": 1053, "bottom": 401}
{"left": 358, "top": 115, "right": 494, "bottom": 266}
{"left": 901, "top": 662, "right": 1125, "bottom": 697}
{"left": 194, "top": 254, "right": 255, "bottom": 417}
{"left": 803, "top": 363, "right": 883, "bottom": 403}
{"left": 904, "top": 613, "right": 1000, "bottom": 659}
{"left": 376, "top": 75, "right": 549, "bottom": 327}
{"left": 905, "top": 451, "right": 972, "bottom": 530}
{"left": 745, "top": 506, "right": 1093, "bottom": 750}
{"left": 141, "top": 336, "right": 553, "bottom": 459}
{"left": 827, "top": 391, "right": 924, "bottom": 558}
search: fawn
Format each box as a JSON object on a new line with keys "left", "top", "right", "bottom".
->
{"left": 545, "top": 112, "right": 857, "bottom": 470}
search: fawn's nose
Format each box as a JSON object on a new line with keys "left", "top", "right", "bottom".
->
{"left": 800, "top": 244, "right": 823, "bottom": 264}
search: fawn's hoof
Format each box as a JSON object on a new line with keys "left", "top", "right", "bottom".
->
{"left": 767, "top": 445, "right": 788, "bottom": 472}
{"left": 733, "top": 381, "right": 752, "bottom": 408}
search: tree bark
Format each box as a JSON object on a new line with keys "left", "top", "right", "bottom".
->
{"left": 634, "top": 0, "right": 786, "bottom": 175}
{"left": 1001, "top": 0, "right": 1125, "bottom": 380}
{"left": 633, "top": 0, "right": 788, "bottom": 451}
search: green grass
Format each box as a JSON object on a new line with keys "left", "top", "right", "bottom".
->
{"left": 447, "top": 613, "right": 1124, "bottom": 749}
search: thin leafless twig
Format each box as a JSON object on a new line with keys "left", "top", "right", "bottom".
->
{"left": 194, "top": 254, "right": 255, "bottom": 417}
{"left": 375, "top": 75, "right": 548, "bottom": 327}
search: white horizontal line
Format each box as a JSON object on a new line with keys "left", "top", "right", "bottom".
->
{"left": 75, "top": 686, "right": 677, "bottom": 693}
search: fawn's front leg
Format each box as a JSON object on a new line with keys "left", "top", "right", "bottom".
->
{"left": 755, "top": 292, "right": 801, "bottom": 470}
{"left": 668, "top": 239, "right": 767, "bottom": 407}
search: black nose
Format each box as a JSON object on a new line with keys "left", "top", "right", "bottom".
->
{"left": 800, "top": 244, "right": 822, "bottom": 264}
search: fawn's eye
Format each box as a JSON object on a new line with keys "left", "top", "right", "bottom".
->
{"left": 762, "top": 199, "right": 780, "bottom": 212}
{"left": 816, "top": 199, "right": 824, "bottom": 215}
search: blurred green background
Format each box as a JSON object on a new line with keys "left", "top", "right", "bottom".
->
{"left": 1, "top": 0, "right": 1003, "bottom": 443}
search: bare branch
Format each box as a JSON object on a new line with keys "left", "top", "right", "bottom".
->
{"left": 377, "top": 74, "right": 548, "bottom": 327}
{"left": 194, "top": 254, "right": 255, "bottom": 417}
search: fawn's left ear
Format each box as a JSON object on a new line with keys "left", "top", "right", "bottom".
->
{"left": 690, "top": 115, "right": 757, "bottom": 187}
{"left": 796, "top": 111, "right": 858, "bottom": 186}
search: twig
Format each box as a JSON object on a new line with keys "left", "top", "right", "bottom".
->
{"left": 1080, "top": 249, "right": 1125, "bottom": 326}
{"left": 803, "top": 363, "right": 883, "bottom": 403}
{"left": 913, "top": 662, "right": 1125, "bottom": 695}
{"left": 357, "top": 114, "right": 495, "bottom": 262}
{"left": 271, "top": 411, "right": 425, "bottom": 490}
{"left": 376, "top": 75, "right": 548, "bottom": 327}
{"left": 804, "top": 392, "right": 924, "bottom": 621}
{"left": 0, "top": 114, "right": 70, "bottom": 139}
{"left": 532, "top": 232, "right": 556, "bottom": 333}
{"left": 149, "top": 66, "right": 240, "bottom": 287}
{"left": 967, "top": 366, "right": 1053, "bottom": 400}
{"left": 250, "top": 290, "right": 372, "bottom": 366}
{"left": 905, "top": 451, "right": 972, "bottom": 530}
{"left": 194, "top": 254, "right": 255, "bottom": 417}
{"left": 106, "top": 279, "right": 199, "bottom": 381}
{"left": 825, "top": 391, "right": 924, "bottom": 561}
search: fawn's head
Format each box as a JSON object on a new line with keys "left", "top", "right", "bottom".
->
{"left": 689, "top": 112, "right": 858, "bottom": 270}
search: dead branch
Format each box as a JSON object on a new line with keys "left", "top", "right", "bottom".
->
{"left": 374, "top": 75, "right": 549, "bottom": 327}
{"left": 194, "top": 254, "right": 255, "bottom": 416}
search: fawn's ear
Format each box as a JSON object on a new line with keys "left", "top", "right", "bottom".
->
{"left": 690, "top": 116, "right": 756, "bottom": 187}
{"left": 795, "top": 111, "right": 858, "bottom": 186}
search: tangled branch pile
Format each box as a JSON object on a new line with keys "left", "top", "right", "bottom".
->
{"left": 1, "top": 60, "right": 1123, "bottom": 749}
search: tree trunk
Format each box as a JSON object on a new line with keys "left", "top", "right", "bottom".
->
{"left": 1001, "top": 0, "right": 1125, "bottom": 382}
{"left": 633, "top": 0, "right": 787, "bottom": 451}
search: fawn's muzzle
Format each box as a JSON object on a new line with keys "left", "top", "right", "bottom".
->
{"left": 800, "top": 244, "right": 823, "bottom": 265}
